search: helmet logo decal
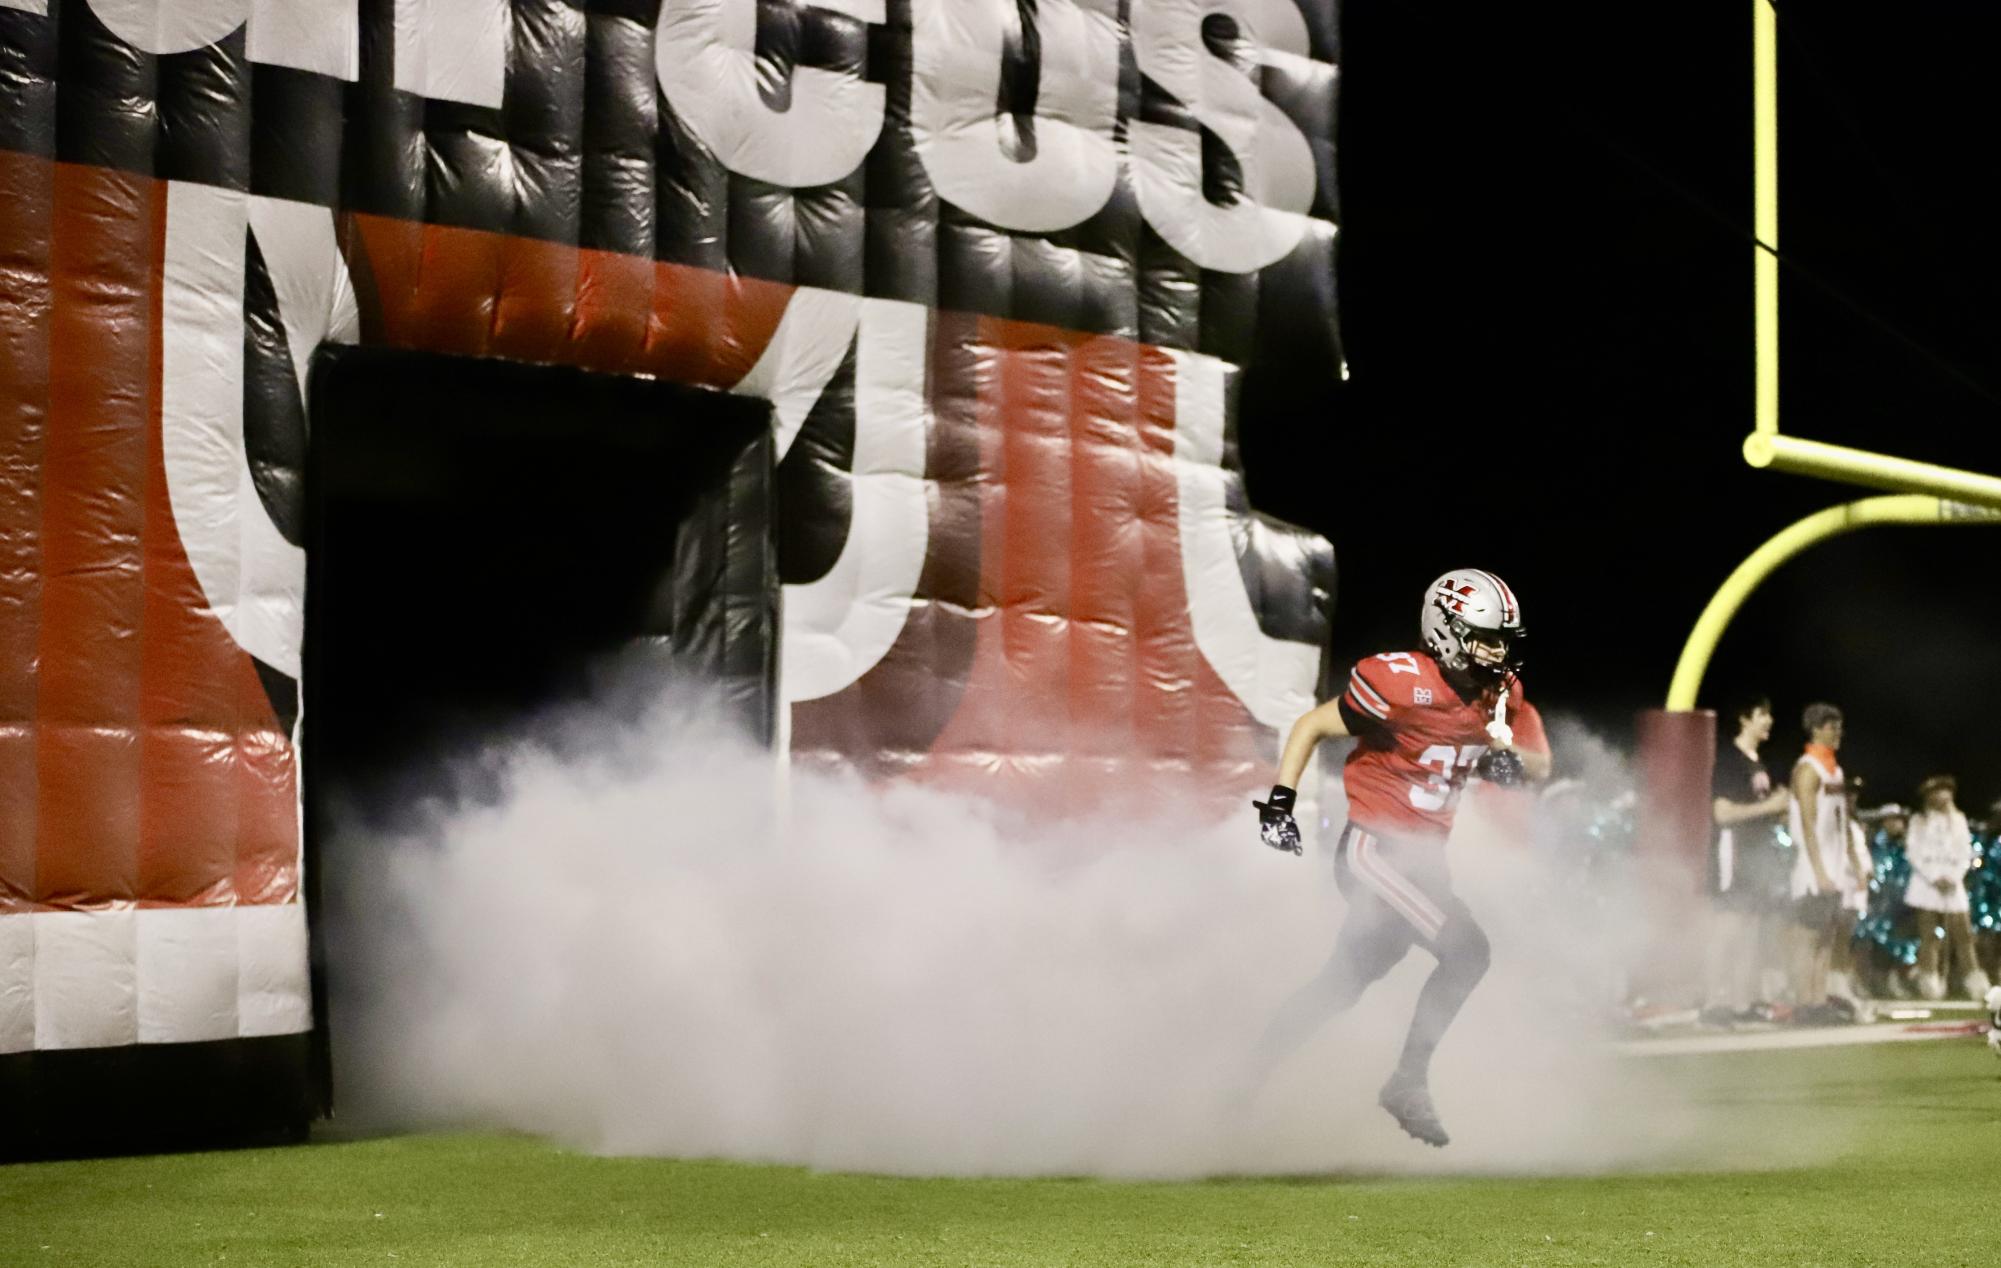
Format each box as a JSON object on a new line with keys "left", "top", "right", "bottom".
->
{"left": 1436, "top": 581, "right": 1477, "bottom": 614}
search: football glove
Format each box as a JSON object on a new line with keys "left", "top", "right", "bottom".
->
{"left": 1253, "top": 785, "right": 1304, "bottom": 855}
{"left": 1475, "top": 748, "right": 1526, "bottom": 787}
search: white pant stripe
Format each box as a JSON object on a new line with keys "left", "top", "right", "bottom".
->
{"left": 1349, "top": 831, "right": 1446, "bottom": 940}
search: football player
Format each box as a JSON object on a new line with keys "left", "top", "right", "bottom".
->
{"left": 1248, "top": 569, "right": 1550, "bottom": 1147}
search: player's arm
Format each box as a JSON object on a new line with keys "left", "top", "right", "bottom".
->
{"left": 1255, "top": 691, "right": 1372, "bottom": 855}
{"left": 1712, "top": 796, "right": 1758, "bottom": 826}
{"left": 1276, "top": 698, "right": 1350, "bottom": 790}
{"left": 1903, "top": 818, "right": 1936, "bottom": 886}
{"left": 1487, "top": 698, "right": 1552, "bottom": 784}
{"left": 1948, "top": 817, "right": 1975, "bottom": 884}
{"left": 1791, "top": 763, "right": 1833, "bottom": 891}
{"left": 1908, "top": 818, "right": 1953, "bottom": 891}
{"left": 1846, "top": 824, "right": 1873, "bottom": 896}
{"left": 1515, "top": 746, "right": 1552, "bottom": 783}
{"left": 1713, "top": 791, "right": 1787, "bottom": 825}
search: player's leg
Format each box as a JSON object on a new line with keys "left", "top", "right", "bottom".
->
{"left": 1246, "top": 872, "right": 1417, "bottom": 1087}
{"left": 1818, "top": 903, "right": 1846, "bottom": 1005}
{"left": 1702, "top": 841, "right": 1749, "bottom": 1016}
{"left": 1829, "top": 900, "right": 1875, "bottom": 1019}
{"left": 1782, "top": 884, "right": 1814, "bottom": 1006}
{"left": 1914, "top": 910, "right": 1945, "bottom": 998}
{"left": 1792, "top": 897, "right": 1832, "bottom": 1007}
{"left": 1826, "top": 903, "right": 1859, "bottom": 1004}
{"left": 1786, "top": 913, "right": 1821, "bottom": 1006}
{"left": 1748, "top": 909, "right": 1778, "bottom": 1009}
{"left": 1946, "top": 911, "right": 1986, "bottom": 996}
{"left": 1746, "top": 837, "right": 1790, "bottom": 1008}
{"left": 1373, "top": 894, "right": 1489, "bottom": 1149}
{"left": 1806, "top": 910, "right": 1831, "bottom": 1006}
{"left": 1340, "top": 831, "right": 1475, "bottom": 1147}
{"left": 1240, "top": 826, "right": 1420, "bottom": 1098}
{"left": 1389, "top": 894, "right": 1491, "bottom": 1086}
{"left": 1703, "top": 903, "right": 1755, "bottom": 1015}
{"left": 1976, "top": 927, "right": 1999, "bottom": 997}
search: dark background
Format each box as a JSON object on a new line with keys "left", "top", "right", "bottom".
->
{"left": 1240, "top": 2, "right": 2001, "bottom": 812}
{"left": 304, "top": 346, "right": 775, "bottom": 820}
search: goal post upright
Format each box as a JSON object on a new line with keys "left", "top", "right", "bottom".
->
{"left": 1669, "top": 1, "right": 2001, "bottom": 715}
{"left": 1753, "top": 0, "right": 1778, "bottom": 447}
{"left": 1636, "top": 4, "right": 2001, "bottom": 927}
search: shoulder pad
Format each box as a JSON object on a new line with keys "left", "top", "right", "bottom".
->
{"left": 1351, "top": 651, "right": 1444, "bottom": 716}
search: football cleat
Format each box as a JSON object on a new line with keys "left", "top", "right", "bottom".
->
{"left": 1378, "top": 1071, "right": 1450, "bottom": 1148}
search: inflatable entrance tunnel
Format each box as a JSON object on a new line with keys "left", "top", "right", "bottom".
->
{"left": 0, "top": 0, "right": 1339, "bottom": 1154}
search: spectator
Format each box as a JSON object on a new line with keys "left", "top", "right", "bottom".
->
{"left": 1830, "top": 778, "right": 1877, "bottom": 1016}
{"left": 1975, "top": 804, "right": 2001, "bottom": 984}
{"left": 1788, "top": 703, "right": 1862, "bottom": 1017}
{"left": 1905, "top": 774, "right": 1990, "bottom": 1000}
{"left": 1860, "top": 804, "right": 1917, "bottom": 998}
{"left": 1705, "top": 695, "right": 1790, "bottom": 1021}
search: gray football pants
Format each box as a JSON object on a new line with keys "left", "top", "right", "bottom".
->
{"left": 1254, "top": 823, "right": 1492, "bottom": 1083}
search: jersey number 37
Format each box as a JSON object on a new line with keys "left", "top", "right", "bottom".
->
{"left": 1410, "top": 744, "right": 1486, "bottom": 811}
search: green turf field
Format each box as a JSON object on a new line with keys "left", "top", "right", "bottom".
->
{"left": 5, "top": 1040, "right": 1997, "bottom": 1267}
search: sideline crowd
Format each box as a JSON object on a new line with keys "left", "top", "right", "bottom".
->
{"left": 1702, "top": 696, "right": 1997, "bottom": 1025}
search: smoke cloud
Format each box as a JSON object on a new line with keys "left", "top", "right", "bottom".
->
{"left": 321, "top": 689, "right": 1827, "bottom": 1178}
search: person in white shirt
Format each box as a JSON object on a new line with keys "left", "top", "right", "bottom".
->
{"left": 1904, "top": 773, "right": 1990, "bottom": 1000}
{"left": 1789, "top": 703, "right": 1859, "bottom": 1012}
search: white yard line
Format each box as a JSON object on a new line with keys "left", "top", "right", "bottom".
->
{"left": 1616, "top": 1020, "right": 1987, "bottom": 1057}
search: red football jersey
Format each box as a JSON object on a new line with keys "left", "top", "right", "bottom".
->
{"left": 1339, "top": 650, "right": 1549, "bottom": 839}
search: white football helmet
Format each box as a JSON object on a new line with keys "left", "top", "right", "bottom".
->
{"left": 1420, "top": 569, "right": 1526, "bottom": 684}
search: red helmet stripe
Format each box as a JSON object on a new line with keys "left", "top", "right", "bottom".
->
{"left": 1472, "top": 569, "right": 1518, "bottom": 624}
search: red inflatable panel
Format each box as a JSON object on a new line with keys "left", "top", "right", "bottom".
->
{"left": 0, "top": 157, "right": 296, "bottom": 919}
{"left": 347, "top": 213, "right": 795, "bottom": 390}
{"left": 790, "top": 322, "right": 1269, "bottom": 816}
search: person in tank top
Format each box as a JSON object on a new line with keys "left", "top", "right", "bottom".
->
{"left": 1787, "top": 702, "right": 1859, "bottom": 1014}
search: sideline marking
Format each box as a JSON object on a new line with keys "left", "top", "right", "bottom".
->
{"left": 1616, "top": 1020, "right": 1986, "bottom": 1058}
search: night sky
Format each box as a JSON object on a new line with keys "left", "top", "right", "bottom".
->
{"left": 1239, "top": 3, "right": 2001, "bottom": 814}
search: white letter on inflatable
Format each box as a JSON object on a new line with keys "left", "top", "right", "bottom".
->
{"left": 1133, "top": 0, "right": 1318, "bottom": 273}
{"left": 910, "top": 0, "right": 1120, "bottom": 232}
{"left": 86, "top": 0, "right": 247, "bottom": 54}
{"left": 775, "top": 298, "right": 930, "bottom": 704}
{"left": 731, "top": 286, "right": 864, "bottom": 461}
{"left": 656, "top": 0, "right": 886, "bottom": 188}
{"left": 394, "top": 0, "right": 510, "bottom": 109}
{"left": 1172, "top": 348, "right": 1318, "bottom": 730}
{"left": 162, "top": 184, "right": 358, "bottom": 681}
{"left": 248, "top": 0, "right": 359, "bottom": 80}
